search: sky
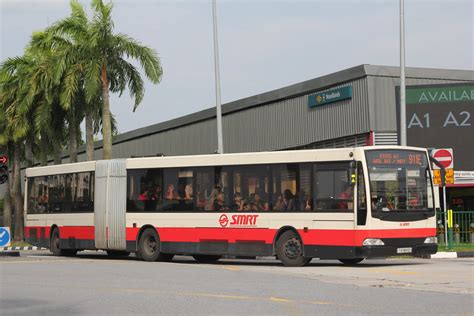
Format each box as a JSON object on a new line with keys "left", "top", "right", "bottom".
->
{"left": 1, "top": 0, "right": 473, "bottom": 135}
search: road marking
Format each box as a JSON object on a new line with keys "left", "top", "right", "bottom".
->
{"left": 270, "top": 297, "right": 293, "bottom": 303}
{"left": 308, "top": 300, "right": 333, "bottom": 305}
{"left": 223, "top": 266, "right": 240, "bottom": 271}
{"left": 368, "top": 268, "right": 420, "bottom": 275}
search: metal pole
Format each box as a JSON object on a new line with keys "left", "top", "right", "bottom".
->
{"left": 212, "top": 0, "right": 224, "bottom": 154}
{"left": 443, "top": 186, "right": 448, "bottom": 249}
{"left": 399, "top": 0, "right": 407, "bottom": 146}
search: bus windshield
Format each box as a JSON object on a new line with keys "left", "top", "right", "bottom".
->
{"left": 366, "top": 149, "right": 434, "bottom": 215}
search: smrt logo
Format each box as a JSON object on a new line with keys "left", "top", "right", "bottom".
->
{"left": 219, "top": 214, "right": 259, "bottom": 228}
{"left": 219, "top": 214, "right": 229, "bottom": 228}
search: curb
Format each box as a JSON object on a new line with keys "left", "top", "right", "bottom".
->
{"left": 1, "top": 246, "right": 47, "bottom": 251}
{"left": 429, "top": 251, "right": 474, "bottom": 259}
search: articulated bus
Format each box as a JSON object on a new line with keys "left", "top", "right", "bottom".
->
{"left": 24, "top": 146, "right": 437, "bottom": 266}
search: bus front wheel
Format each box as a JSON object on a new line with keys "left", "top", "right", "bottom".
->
{"left": 276, "top": 231, "right": 311, "bottom": 267}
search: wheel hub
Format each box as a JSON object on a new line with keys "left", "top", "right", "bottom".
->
{"left": 284, "top": 237, "right": 301, "bottom": 259}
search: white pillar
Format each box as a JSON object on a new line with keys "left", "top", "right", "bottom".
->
{"left": 400, "top": 0, "right": 407, "bottom": 146}
{"left": 212, "top": 0, "right": 224, "bottom": 154}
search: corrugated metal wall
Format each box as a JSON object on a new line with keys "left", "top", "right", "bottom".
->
{"left": 78, "top": 77, "right": 370, "bottom": 159}
{"left": 225, "top": 78, "right": 370, "bottom": 152}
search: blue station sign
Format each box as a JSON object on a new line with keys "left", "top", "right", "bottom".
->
{"left": 308, "top": 86, "right": 352, "bottom": 107}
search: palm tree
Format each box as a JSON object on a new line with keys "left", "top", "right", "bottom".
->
{"left": 0, "top": 55, "right": 33, "bottom": 241}
{"left": 40, "top": 0, "right": 162, "bottom": 160}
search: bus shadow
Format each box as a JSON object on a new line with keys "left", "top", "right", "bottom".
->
{"left": 38, "top": 252, "right": 431, "bottom": 268}
{"left": 170, "top": 257, "right": 429, "bottom": 268}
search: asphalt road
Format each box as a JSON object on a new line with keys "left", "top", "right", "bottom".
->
{"left": 0, "top": 252, "right": 473, "bottom": 315}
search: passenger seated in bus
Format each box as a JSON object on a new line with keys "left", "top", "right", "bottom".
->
{"left": 184, "top": 184, "right": 193, "bottom": 200}
{"left": 213, "top": 192, "right": 228, "bottom": 211}
{"left": 304, "top": 195, "right": 313, "bottom": 211}
{"left": 205, "top": 188, "right": 219, "bottom": 210}
{"left": 138, "top": 188, "right": 149, "bottom": 201}
{"left": 152, "top": 185, "right": 162, "bottom": 201}
{"left": 232, "top": 192, "right": 244, "bottom": 211}
{"left": 283, "top": 189, "right": 296, "bottom": 211}
{"left": 165, "top": 184, "right": 177, "bottom": 200}
{"left": 252, "top": 193, "right": 269, "bottom": 211}
{"left": 337, "top": 184, "right": 353, "bottom": 209}
{"left": 273, "top": 194, "right": 285, "bottom": 211}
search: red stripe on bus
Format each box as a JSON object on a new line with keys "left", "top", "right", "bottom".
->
{"left": 59, "top": 226, "right": 95, "bottom": 240}
{"left": 24, "top": 227, "right": 51, "bottom": 239}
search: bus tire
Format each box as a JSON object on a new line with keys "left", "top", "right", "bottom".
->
{"left": 276, "top": 230, "right": 311, "bottom": 267}
{"left": 138, "top": 228, "right": 162, "bottom": 262}
{"left": 339, "top": 258, "right": 364, "bottom": 265}
{"left": 50, "top": 228, "right": 76, "bottom": 256}
{"left": 107, "top": 250, "right": 130, "bottom": 258}
{"left": 192, "top": 255, "right": 221, "bottom": 263}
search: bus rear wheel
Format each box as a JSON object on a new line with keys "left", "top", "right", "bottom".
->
{"left": 50, "top": 228, "right": 77, "bottom": 257}
{"left": 339, "top": 258, "right": 364, "bottom": 265}
{"left": 137, "top": 228, "right": 174, "bottom": 262}
{"left": 138, "top": 228, "right": 161, "bottom": 261}
{"left": 192, "top": 255, "right": 221, "bottom": 263}
{"left": 276, "top": 231, "right": 311, "bottom": 267}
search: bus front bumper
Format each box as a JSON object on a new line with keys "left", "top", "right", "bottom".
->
{"left": 356, "top": 243, "right": 438, "bottom": 258}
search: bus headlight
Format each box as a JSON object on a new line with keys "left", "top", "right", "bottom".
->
{"left": 424, "top": 237, "right": 437, "bottom": 244}
{"left": 363, "top": 238, "right": 384, "bottom": 246}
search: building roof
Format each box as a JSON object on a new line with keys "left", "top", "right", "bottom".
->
{"left": 86, "top": 64, "right": 474, "bottom": 151}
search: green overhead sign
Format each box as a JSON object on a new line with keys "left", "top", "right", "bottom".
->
{"left": 406, "top": 85, "right": 474, "bottom": 104}
{"left": 308, "top": 86, "right": 352, "bottom": 107}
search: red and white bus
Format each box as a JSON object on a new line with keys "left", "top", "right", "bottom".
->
{"left": 24, "top": 146, "right": 437, "bottom": 266}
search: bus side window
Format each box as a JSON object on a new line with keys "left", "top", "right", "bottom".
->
{"left": 314, "top": 163, "right": 353, "bottom": 212}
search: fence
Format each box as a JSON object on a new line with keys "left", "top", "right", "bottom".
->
{"left": 436, "top": 211, "right": 474, "bottom": 249}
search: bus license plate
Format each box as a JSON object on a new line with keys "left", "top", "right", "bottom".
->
{"left": 397, "top": 247, "right": 412, "bottom": 254}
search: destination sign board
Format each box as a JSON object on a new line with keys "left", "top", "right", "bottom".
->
{"left": 366, "top": 150, "right": 426, "bottom": 167}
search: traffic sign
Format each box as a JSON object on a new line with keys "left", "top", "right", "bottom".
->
{"left": 432, "top": 148, "right": 454, "bottom": 170}
{"left": 0, "top": 227, "right": 11, "bottom": 247}
{"left": 433, "top": 169, "right": 454, "bottom": 185}
{"left": 0, "top": 155, "right": 8, "bottom": 165}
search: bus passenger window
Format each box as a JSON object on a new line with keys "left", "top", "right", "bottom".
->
{"left": 314, "top": 163, "right": 353, "bottom": 212}
{"left": 127, "top": 169, "right": 163, "bottom": 212}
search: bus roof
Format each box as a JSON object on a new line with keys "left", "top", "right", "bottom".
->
{"left": 26, "top": 146, "right": 428, "bottom": 176}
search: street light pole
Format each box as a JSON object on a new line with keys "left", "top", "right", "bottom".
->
{"left": 212, "top": 0, "right": 224, "bottom": 154}
{"left": 400, "top": 0, "right": 407, "bottom": 146}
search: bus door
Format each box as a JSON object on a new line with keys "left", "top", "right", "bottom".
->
{"left": 311, "top": 162, "right": 357, "bottom": 258}
{"left": 356, "top": 161, "right": 368, "bottom": 228}
{"left": 94, "top": 160, "right": 127, "bottom": 250}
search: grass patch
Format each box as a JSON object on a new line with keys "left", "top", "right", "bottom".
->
{"left": 437, "top": 244, "right": 474, "bottom": 252}
{"left": 8, "top": 241, "right": 33, "bottom": 248}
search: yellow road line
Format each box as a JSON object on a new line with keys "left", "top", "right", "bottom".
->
{"left": 368, "top": 268, "right": 420, "bottom": 275}
{"left": 270, "top": 297, "right": 293, "bottom": 303}
{"left": 222, "top": 266, "right": 241, "bottom": 271}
